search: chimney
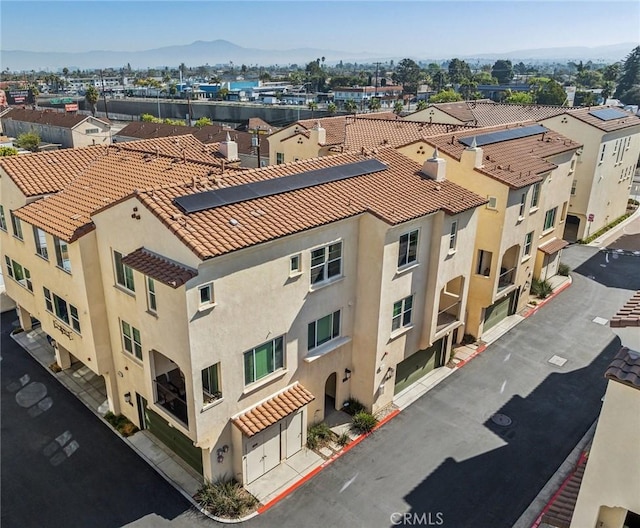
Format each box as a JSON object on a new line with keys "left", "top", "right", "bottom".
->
{"left": 219, "top": 131, "right": 239, "bottom": 161}
{"left": 460, "top": 136, "right": 484, "bottom": 169}
{"left": 421, "top": 148, "right": 446, "bottom": 182}
{"left": 309, "top": 120, "right": 326, "bottom": 145}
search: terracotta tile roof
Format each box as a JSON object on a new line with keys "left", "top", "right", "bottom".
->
{"left": 538, "top": 238, "right": 569, "bottom": 255}
{"left": 114, "top": 134, "right": 225, "bottom": 164}
{"left": 1, "top": 145, "right": 109, "bottom": 196}
{"left": 115, "top": 122, "right": 222, "bottom": 141}
{"left": 232, "top": 383, "right": 315, "bottom": 437}
{"left": 425, "top": 122, "right": 581, "bottom": 189}
{"left": 121, "top": 247, "right": 197, "bottom": 288}
{"left": 540, "top": 453, "right": 587, "bottom": 528}
{"left": 413, "top": 101, "right": 570, "bottom": 127}
{"left": 565, "top": 106, "right": 640, "bottom": 132}
{"left": 288, "top": 113, "right": 399, "bottom": 145}
{"left": 12, "top": 136, "right": 235, "bottom": 241}
{"left": 605, "top": 347, "right": 640, "bottom": 391}
{"left": 609, "top": 291, "right": 640, "bottom": 328}
{"left": 137, "top": 148, "right": 487, "bottom": 260}
{"left": 1, "top": 107, "right": 109, "bottom": 128}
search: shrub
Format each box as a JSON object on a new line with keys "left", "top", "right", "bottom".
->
{"left": 196, "top": 477, "right": 258, "bottom": 518}
{"left": 531, "top": 277, "right": 553, "bottom": 299}
{"left": 579, "top": 213, "right": 631, "bottom": 244}
{"left": 558, "top": 263, "right": 571, "bottom": 276}
{"left": 337, "top": 432, "right": 351, "bottom": 447}
{"left": 306, "top": 422, "right": 333, "bottom": 449}
{"left": 628, "top": 198, "right": 639, "bottom": 206}
{"left": 104, "top": 412, "right": 139, "bottom": 437}
{"left": 49, "top": 362, "right": 62, "bottom": 373}
{"left": 351, "top": 411, "right": 378, "bottom": 435}
{"left": 342, "top": 397, "right": 366, "bottom": 416}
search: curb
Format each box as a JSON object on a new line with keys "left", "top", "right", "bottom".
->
{"left": 521, "top": 276, "right": 572, "bottom": 320}
{"left": 257, "top": 408, "right": 402, "bottom": 515}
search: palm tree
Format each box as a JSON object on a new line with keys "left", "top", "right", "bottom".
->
{"left": 416, "top": 100, "right": 428, "bottom": 111}
{"left": 344, "top": 99, "right": 358, "bottom": 114}
{"left": 368, "top": 97, "right": 381, "bottom": 112}
{"left": 85, "top": 85, "right": 99, "bottom": 116}
{"left": 308, "top": 101, "right": 318, "bottom": 117}
{"left": 327, "top": 102, "right": 337, "bottom": 115}
{"left": 393, "top": 100, "right": 404, "bottom": 115}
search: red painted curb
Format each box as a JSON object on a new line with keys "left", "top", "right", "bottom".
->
{"left": 530, "top": 451, "right": 588, "bottom": 528}
{"left": 257, "top": 408, "right": 401, "bottom": 514}
{"left": 454, "top": 343, "right": 487, "bottom": 369}
{"left": 523, "top": 278, "right": 572, "bottom": 319}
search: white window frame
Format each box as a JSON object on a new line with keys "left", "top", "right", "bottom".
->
{"left": 0, "top": 205, "right": 7, "bottom": 231}
{"left": 33, "top": 227, "right": 49, "bottom": 260}
{"left": 202, "top": 362, "right": 222, "bottom": 404}
{"left": 518, "top": 193, "right": 526, "bottom": 219}
{"left": 523, "top": 232, "right": 534, "bottom": 257}
{"left": 121, "top": 320, "right": 142, "bottom": 360}
{"left": 146, "top": 277, "right": 157, "bottom": 313}
{"left": 308, "top": 310, "right": 341, "bottom": 350}
{"left": 530, "top": 183, "right": 540, "bottom": 209}
{"left": 198, "top": 282, "right": 214, "bottom": 308}
{"left": 487, "top": 196, "right": 498, "bottom": 210}
{"left": 449, "top": 221, "right": 458, "bottom": 252}
{"left": 54, "top": 237, "right": 71, "bottom": 273}
{"left": 276, "top": 152, "right": 284, "bottom": 164}
{"left": 543, "top": 207, "right": 557, "bottom": 231}
{"left": 310, "top": 241, "right": 342, "bottom": 286}
{"left": 398, "top": 229, "right": 419, "bottom": 268}
{"left": 289, "top": 254, "right": 302, "bottom": 275}
{"left": 599, "top": 144, "right": 606, "bottom": 164}
{"left": 113, "top": 250, "right": 134, "bottom": 291}
{"left": 43, "top": 287, "right": 53, "bottom": 312}
{"left": 244, "top": 336, "right": 285, "bottom": 385}
{"left": 571, "top": 179, "right": 577, "bottom": 196}
{"left": 392, "top": 295, "right": 414, "bottom": 332}
{"left": 10, "top": 211, "right": 23, "bottom": 240}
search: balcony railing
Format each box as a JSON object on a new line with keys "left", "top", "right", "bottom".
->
{"left": 497, "top": 267, "right": 516, "bottom": 291}
{"left": 436, "top": 301, "right": 461, "bottom": 332}
{"left": 154, "top": 380, "right": 188, "bottom": 426}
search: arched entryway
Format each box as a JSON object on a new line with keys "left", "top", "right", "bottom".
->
{"left": 324, "top": 372, "right": 337, "bottom": 419}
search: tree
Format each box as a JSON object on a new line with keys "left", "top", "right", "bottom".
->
{"left": 416, "top": 100, "right": 428, "bottom": 111}
{"left": 602, "top": 63, "right": 620, "bottom": 82}
{"left": 141, "top": 113, "right": 158, "bottom": 122}
{"left": 573, "top": 91, "right": 598, "bottom": 107}
{"left": 85, "top": 85, "right": 99, "bottom": 116}
{"left": 367, "top": 97, "right": 381, "bottom": 112}
{"left": 393, "top": 100, "right": 404, "bottom": 115}
{"left": 344, "top": 100, "right": 358, "bottom": 114}
{"left": 429, "top": 89, "right": 463, "bottom": 103}
{"left": 15, "top": 132, "right": 40, "bottom": 152}
{"left": 601, "top": 81, "right": 615, "bottom": 103}
{"left": 62, "top": 67, "right": 69, "bottom": 77}
{"left": 447, "top": 58, "right": 472, "bottom": 84}
{"left": 392, "top": 58, "right": 422, "bottom": 94}
{"left": 473, "top": 71, "right": 497, "bottom": 85}
{"left": 458, "top": 79, "right": 478, "bottom": 100}
{"left": 614, "top": 46, "right": 640, "bottom": 98}
{"left": 217, "top": 87, "right": 229, "bottom": 100}
{"left": 327, "top": 102, "right": 337, "bottom": 115}
{"left": 307, "top": 101, "right": 318, "bottom": 117}
{"left": 504, "top": 91, "right": 534, "bottom": 104}
{"left": 491, "top": 60, "right": 514, "bottom": 84}
{"left": 617, "top": 86, "right": 640, "bottom": 106}
{"left": 0, "top": 146, "right": 18, "bottom": 156}
{"left": 533, "top": 79, "right": 567, "bottom": 105}
{"left": 194, "top": 117, "right": 212, "bottom": 128}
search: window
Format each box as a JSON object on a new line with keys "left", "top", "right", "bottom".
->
{"left": 569, "top": 157, "right": 576, "bottom": 174}
{"left": 0, "top": 205, "right": 6, "bottom": 231}
{"left": 199, "top": 283, "right": 214, "bottom": 306}
{"left": 530, "top": 183, "right": 540, "bottom": 209}
{"left": 392, "top": 295, "right": 413, "bottom": 332}
{"left": 33, "top": 227, "right": 48, "bottom": 260}
{"left": 121, "top": 320, "right": 142, "bottom": 360}
{"left": 518, "top": 193, "right": 526, "bottom": 219}
{"left": 487, "top": 196, "right": 498, "bottom": 210}
{"left": 523, "top": 232, "right": 533, "bottom": 257}
{"left": 4, "top": 256, "right": 13, "bottom": 279}
{"left": 599, "top": 144, "right": 606, "bottom": 164}
{"left": 571, "top": 179, "right": 577, "bottom": 196}
{"left": 202, "top": 363, "right": 222, "bottom": 403}
{"left": 543, "top": 207, "right": 557, "bottom": 231}
{"left": 476, "top": 250, "right": 492, "bottom": 276}
{"left": 310, "top": 242, "right": 342, "bottom": 285}
{"left": 561, "top": 201, "right": 568, "bottom": 222}
{"left": 398, "top": 230, "right": 419, "bottom": 267}
{"left": 70, "top": 305, "right": 81, "bottom": 333}
{"left": 244, "top": 336, "right": 284, "bottom": 385}
{"left": 308, "top": 311, "right": 341, "bottom": 350}
{"left": 449, "top": 221, "right": 458, "bottom": 251}
{"left": 54, "top": 237, "right": 71, "bottom": 272}
{"left": 290, "top": 254, "right": 301, "bottom": 274}
{"left": 85, "top": 128, "right": 99, "bottom": 134}
{"left": 43, "top": 287, "right": 53, "bottom": 312}
{"left": 146, "top": 277, "right": 157, "bottom": 313}
{"left": 113, "top": 251, "right": 133, "bottom": 291}
{"left": 10, "top": 211, "right": 23, "bottom": 240}
{"left": 276, "top": 152, "right": 284, "bottom": 164}
{"left": 4, "top": 257, "right": 31, "bottom": 291}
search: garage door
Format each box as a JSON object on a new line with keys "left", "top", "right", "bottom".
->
{"left": 285, "top": 411, "right": 303, "bottom": 459}
{"left": 394, "top": 339, "right": 444, "bottom": 395}
{"left": 245, "top": 424, "right": 281, "bottom": 484}
{"left": 484, "top": 292, "right": 514, "bottom": 332}
{"left": 144, "top": 407, "right": 203, "bottom": 474}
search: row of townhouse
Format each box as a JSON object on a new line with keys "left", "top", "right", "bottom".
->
{"left": 1, "top": 135, "right": 488, "bottom": 485}
{"left": 268, "top": 103, "right": 640, "bottom": 244}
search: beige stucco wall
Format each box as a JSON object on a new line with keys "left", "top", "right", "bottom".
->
{"left": 267, "top": 126, "right": 327, "bottom": 165}
{"left": 542, "top": 116, "right": 640, "bottom": 239}
{"left": 0, "top": 116, "right": 110, "bottom": 149}
{"left": 570, "top": 379, "right": 640, "bottom": 528}
{"left": 71, "top": 118, "right": 112, "bottom": 148}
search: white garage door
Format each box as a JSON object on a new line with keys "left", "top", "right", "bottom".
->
{"left": 245, "top": 424, "right": 281, "bottom": 484}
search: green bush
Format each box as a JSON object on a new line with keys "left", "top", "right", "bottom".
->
{"left": 337, "top": 432, "right": 351, "bottom": 447}
{"left": 579, "top": 213, "right": 631, "bottom": 244}
{"left": 306, "top": 422, "right": 333, "bottom": 449}
{"left": 196, "top": 477, "right": 258, "bottom": 518}
{"left": 558, "top": 263, "right": 571, "bottom": 276}
{"left": 351, "top": 411, "right": 378, "bottom": 435}
{"left": 104, "top": 412, "right": 139, "bottom": 437}
{"left": 342, "top": 397, "right": 366, "bottom": 416}
{"left": 531, "top": 277, "right": 553, "bottom": 299}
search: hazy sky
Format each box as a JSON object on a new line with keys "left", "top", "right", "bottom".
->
{"left": 2, "top": 1, "right": 639, "bottom": 56}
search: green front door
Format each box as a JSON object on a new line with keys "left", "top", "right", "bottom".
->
{"left": 144, "top": 407, "right": 203, "bottom": 474}
{"left": 483, "top": 292, "right": 514, "bottom": 332}
{"left": 394, "top": 339, "right": 444, "bottom": 395}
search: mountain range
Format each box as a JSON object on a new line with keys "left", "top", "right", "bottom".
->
{"left": 2, "top": 40, "right": 637, "bottom": 71}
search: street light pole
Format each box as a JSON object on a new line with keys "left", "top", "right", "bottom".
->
{"left": 157, "top": 91, "right": 161, "bottom": 120}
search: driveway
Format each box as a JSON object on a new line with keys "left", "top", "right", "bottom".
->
{"left": 249, "top": 244, "right": 640, "bottom": 528}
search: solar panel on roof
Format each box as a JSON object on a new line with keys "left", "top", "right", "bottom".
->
{"left": 458, "top": 125, "right": 549, "bottom": 147}
{"left": 174, "top": 158, "right": 388, "bottom": 214}
{"left": 588, "top": 108, "right": 628, "bottom": 121}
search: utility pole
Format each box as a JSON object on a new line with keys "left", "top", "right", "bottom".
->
{"left": 99, "top": 69, "right": 110, "bottom": 120}
{"left": 374, "top": 62, "right": 380, "bottom": 96}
